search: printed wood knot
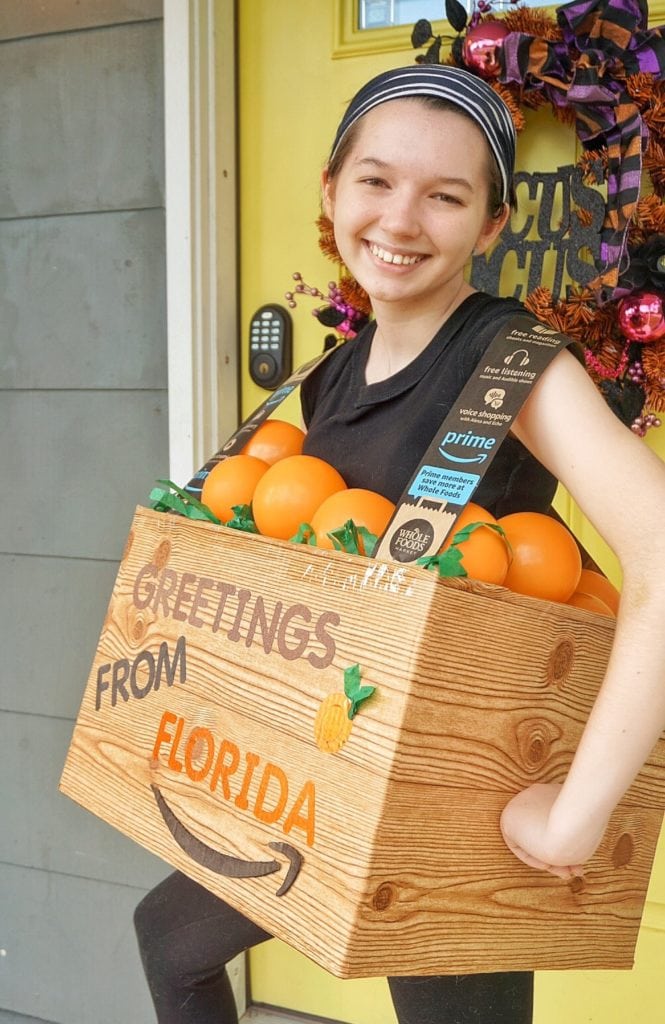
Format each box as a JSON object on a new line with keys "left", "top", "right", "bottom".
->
{"left": 515, "top": 718, "right": 560, "bottom": 773}
{"left": 128, "top": 609, "right": 148, "bottom": 646}
{"left": 372, "top": 882, "right": 397, "bottom": 911}
{"left": 189, "top": 734, "right": 207, "bottom": 762}
{"left": 153, "top": 539, "right": 171, "bottom": 569}
{"left": 547, "top": 638, "right": 575, "bottom": 685}
{"left": 612, "top": 832, "right": 634, "bottom": 869}
{"left": 121, "top": 529, "right": 135, "bottom": 564}
{"left": 569, "top": 875, "right": 586, "bottom": 895}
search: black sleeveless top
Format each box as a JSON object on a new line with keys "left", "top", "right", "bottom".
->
{"left": 300, "top": 292, "right": 558, "bottom": 518}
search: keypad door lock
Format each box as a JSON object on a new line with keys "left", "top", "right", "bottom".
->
{"left": 249, "top": 304, "right": 293, "bottom": 389}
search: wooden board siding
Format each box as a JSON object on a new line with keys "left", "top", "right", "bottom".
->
{"left": 0, "top": 209, "right": 166, "bottom": 390}
{"left": 0, "top": 23, "right": 164, "bottom": 217}
{"left": 0, "top": 863, "right": 159, "bottom": 1022}
{"left": 0, "top": 391, "right": 168, "bottom": 559}
{"left": 0, "top": 1, "right": 162, "bottom": 41}
{"left": 1, "top": 5, "right": 169, "bottom": 1021}
{"left": 0, "top": 555, "right": 121, "bottom": 718}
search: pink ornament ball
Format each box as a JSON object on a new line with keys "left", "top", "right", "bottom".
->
{"left": 462, "top": 21, "right": 509, "bottom": 80}
{"left": 618, "top": 291, "right": 665, "bottom": 343}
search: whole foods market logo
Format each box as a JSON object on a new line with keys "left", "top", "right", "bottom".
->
{"left": 388, "top": 518, "right": 435, "bottom": 562}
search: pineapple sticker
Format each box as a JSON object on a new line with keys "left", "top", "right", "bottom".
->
{"left": 314, "top": 664, "right": 376, "bottom": 753}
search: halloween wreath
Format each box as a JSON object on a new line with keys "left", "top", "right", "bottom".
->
{"left": 411, "top": 0, "right": 665, "bottom": 434}
{"left": 288, "top": 0, "right": 665, "bottom": 434}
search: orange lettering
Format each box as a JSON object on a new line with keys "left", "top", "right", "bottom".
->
{"left": 235, "top": 751, "right": 260, "bottom": 810}
{"left": 167, "top": 715, "right": 185, "bottom": 772}
{"left": 209, "top": 739, "right": 240, "bottom": 798}
{"left": 283, "top": 780, "right": 316, "bottom": 847}
{"left": 152, "top": 710, "right": 179, "bottom": 760}
{"left": 253, "top": 762, "right": 289, "bottom": 824}
{"left": 184, "top": 727, "right": 215, "bottom": 782}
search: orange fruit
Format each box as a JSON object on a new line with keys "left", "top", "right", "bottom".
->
{"left": 498, "top": 511, "right": 582, "bottom": 602}
{"left": 200, "top": 454, "right": 269, "bottom": 524}
{"left": 567, "top": 591, "right": 614, "bottom": 616}
{"left": 573, "top": 568, "right": 620, "bottom": 616}
{"left": 309, "top": 488, "right": 395, "bottom": 552}
{"left": 252, "top": 454, "right": 347, "bottom": 540}
{"left": 439, "top": 501, "right": 510, "bottom": 585}
{"left": 242, "top": 419, "right": 305, "bottom": 465}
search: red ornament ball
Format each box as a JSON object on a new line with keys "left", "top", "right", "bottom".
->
{"left": 617, "top": 290, "right": 665, "bottom": 343}
{"left": 462, "top": 21, "right": 509, "bottom": 79}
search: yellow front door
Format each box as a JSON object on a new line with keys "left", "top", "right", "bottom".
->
{"left": 236, "top": 2, "right": 665, "bottom": 1021}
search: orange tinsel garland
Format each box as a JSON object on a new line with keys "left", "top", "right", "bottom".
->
{"left": 462, "top": 8, "right": 665, "bottom": 425}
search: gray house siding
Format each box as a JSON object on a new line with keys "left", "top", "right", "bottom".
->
{"left": 1, "top": 4, "right": 170, "bottom": 1022}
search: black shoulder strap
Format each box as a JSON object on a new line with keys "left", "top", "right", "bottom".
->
{"left": 372, "top": 312, "right": 568, "bottom": 562}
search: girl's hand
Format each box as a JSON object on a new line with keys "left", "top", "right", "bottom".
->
{"left": 500, "top": 783, "right": 606, "bottom": 880}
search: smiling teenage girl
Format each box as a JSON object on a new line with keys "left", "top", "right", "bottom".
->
{"left": 135, "top": 64, "right": 665, "bottom": 1024}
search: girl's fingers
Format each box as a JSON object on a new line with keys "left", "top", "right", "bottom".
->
{"left": 504, "top": 838, "right": 584, "bottom": 880}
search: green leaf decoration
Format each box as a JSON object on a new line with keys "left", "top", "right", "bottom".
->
{"left": 417, "top": 545, "right": 467, "bottom": 578}
{"left": 290, "top": 522, "right": 317, "bottom": 545}
{"left": 343, "top": 663, "right": 376, "bottom": 720}
{"left": 358, "top": 526, "right": 377, "bottom": 554}
{"left": 329, "top": 519, "right": 361, "bottom": 554}
{"left": 150, "top": 480, "right": 221, "bottom": 524}
{"left": 417, "top": 520, "right": 512, "bottom": 578}
{"left": 450, "top": 520, "right": 511, "bottom": 551}
{"left": 327, "top": 519, "right": 378, "bottom": 556}
{"left": 224, "top": 504, "right": 259, "bottom": 533}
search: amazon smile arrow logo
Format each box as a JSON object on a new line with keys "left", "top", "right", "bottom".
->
{"left": 438, "top": 429, "right": 497, "bottom": 465}
{"left": 152, "top": 784, "right": 303, "bottom": 896}
{"left": 439, "top": 448, "right": 489, "bottom": 464}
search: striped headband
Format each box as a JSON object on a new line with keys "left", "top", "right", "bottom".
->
{"left": 329, "top": 65, "right": 516, "bottom": 205}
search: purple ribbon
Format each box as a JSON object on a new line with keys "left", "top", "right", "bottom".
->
{"left": 499, "top": 0, "right": 665, "bottom": 299}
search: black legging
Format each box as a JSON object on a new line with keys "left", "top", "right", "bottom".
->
{"left": 134, "top": 872, "right": 533, "bottom": 1024}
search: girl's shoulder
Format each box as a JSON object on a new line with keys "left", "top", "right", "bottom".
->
{"left": 458, "top": 291, "right": 526, "bottom": 336}
{"left": 300, "top": 326, "right": 372, "bottom": 426}
{"left": 436, "top": 291, "right": 526, "bottom": 366}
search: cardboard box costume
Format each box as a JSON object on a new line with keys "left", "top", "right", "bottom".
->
{"left": 61, "top": 314, "right": 665, "bottom": 977}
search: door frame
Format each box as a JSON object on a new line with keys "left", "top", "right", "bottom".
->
{"left": 163, "top": 0, "right": 239, "bottom": 487}
{"left": 163, "top": 0, "right": 243, "bottom": 1009}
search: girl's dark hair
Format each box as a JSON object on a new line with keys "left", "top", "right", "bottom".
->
{"left": 327, "top": 95, "right": 517, "bottom": 218}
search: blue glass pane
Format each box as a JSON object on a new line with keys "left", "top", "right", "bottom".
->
{"left": 359, "top": 0, "right": 443, "bottom": 30}
{"left": 358, "top": 0, "right": 549, "bottom": 30}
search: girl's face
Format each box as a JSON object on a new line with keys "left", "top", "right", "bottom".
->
{"left": 322, "top": 99, "right": 509, "bottom": 322}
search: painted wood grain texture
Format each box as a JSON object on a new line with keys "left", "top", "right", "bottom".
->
{"left": 61, "top": 507, "right": 665, "bottom": 977}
